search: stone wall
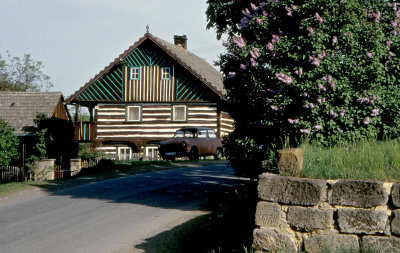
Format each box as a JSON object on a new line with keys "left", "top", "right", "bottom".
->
{"left": 253, "top": 173, "right": 400, "bottom": 252}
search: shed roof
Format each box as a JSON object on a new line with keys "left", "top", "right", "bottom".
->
{"left": 0, "top": 91, "right": 63, "bottom": 135}
{"left": 66, "top": 33, "right": 225, "bottom": 103}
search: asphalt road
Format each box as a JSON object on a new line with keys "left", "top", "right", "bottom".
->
{"left": 0, "top": 160, "right": 247, "bottom": 253}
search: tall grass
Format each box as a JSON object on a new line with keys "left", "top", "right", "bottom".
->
{"left": 301, "top": 138, "right": 400, "bottom": 181}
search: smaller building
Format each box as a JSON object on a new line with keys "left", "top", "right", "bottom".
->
{"left": 0, "top": 91, "right": 74, "bottom": 164}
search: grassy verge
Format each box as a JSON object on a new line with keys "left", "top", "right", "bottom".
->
{"left": 137, "top": 183, "right": 257, "bottom": 253}
{"left": 301, "top": 138, "right": 400, "bottom": 180}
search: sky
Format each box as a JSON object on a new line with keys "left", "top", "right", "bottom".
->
{"left": 0, "top": 0, "right": 226, "bottom": 98}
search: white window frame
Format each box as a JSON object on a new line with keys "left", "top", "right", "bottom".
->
{"left": 126, "top": 105, "right": 142, "bottom": 122}
{"left": 118, "top": 147, "right": 132, "bottom": 160}
{"left": 130, "top": 67, "right": 140, "bottom": 80}
{"left": 172, "top": 105, "right": 187, "bottom": 122}
{"left": 161, "top": 67, "right": 171, "bottom": 80}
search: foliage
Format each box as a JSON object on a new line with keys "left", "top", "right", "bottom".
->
{"left": 0, "top": 51, "right": 53, "bottom": 91}
{"left": 301, "top": 138, "right": 400, "bottom": 180}
{"left": 78, "top": 143, "right": 103, "bottom": 162}
{"left": 0, "top": 118, "right": 19, "bottom": 166}
{"left": 207, "top": 0, "right": 400, "bottom": 177}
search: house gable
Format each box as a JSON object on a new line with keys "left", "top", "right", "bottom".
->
{"left": 67, "top": 33, "right": 223, "bottom": 104}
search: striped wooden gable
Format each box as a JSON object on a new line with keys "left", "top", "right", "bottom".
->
{"left": 76, "top": 65, "right": 123, "bottom": 102}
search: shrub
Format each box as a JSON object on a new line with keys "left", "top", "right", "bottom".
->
{"left": 207, "top": 0, "right": 400, "bottom": 177}
{"left": 0, "top": 118, "right": 19, "bottom": 166}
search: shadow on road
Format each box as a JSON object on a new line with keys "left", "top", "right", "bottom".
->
{"left": 33, "top": 160, "right": 250, "bottom": 212}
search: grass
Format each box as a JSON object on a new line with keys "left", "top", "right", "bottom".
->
{"left": 300, "top": 138, "right": 400, "bottom": 180}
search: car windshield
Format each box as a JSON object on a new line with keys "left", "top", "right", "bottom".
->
{"left": 173, "top": 131, "right": 184, "bottom": 138}
{"left": 173, "top": 130, "right": 195, "bottom": 138}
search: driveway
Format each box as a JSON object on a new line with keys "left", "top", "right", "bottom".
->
{"left": 0, "top": 160, "right": 247, "bottom": 253}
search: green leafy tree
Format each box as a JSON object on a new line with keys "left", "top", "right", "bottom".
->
{"left": 207, "top": 0, "right": 400, "bottom": 177}
{"left": 0, "top": 118, "right": 19, "bottom": 166}
{"left": 0, "top": 51, "right": 53, "bottom": 91}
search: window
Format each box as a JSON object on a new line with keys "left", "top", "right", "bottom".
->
{"left": 198, "top": 130, "right": 207, "bottom": 138}
{"left": 161, "top": 67, "right": 171, "bottom": 80}
{"left": 118, "top": 147, "right": 131, "bottom": 160}
{"left": 172, "top": 105, "right": 187, "bottom": 121}
{"left": 207, "top": 130, "right": 217, "bottom": 138}
{"left": 130, "top": 67, "right": 140, "bottom": 80}
{"left": 126, "top": 106, "right": 141, "bottom": 122}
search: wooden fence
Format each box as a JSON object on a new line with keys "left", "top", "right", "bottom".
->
{"left": 0, "top": 166, "right": 24, "bottom": 183}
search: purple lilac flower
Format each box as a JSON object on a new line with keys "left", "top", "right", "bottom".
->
{"left": 267, "top": 42, "right": 274, "bottom": 51}
{"left": 318, "top": 51, "right": 326, "bottom": 60}
{"left": 317, "top": 97, "right": 326, "bottom": 104}
{"left": 316, "top": 13, "right": 323, "bottom": 24}
{"left": 332, "top": 36, "right": 338, "bottom": 44}
{"left": 250, "top": 58, "right": 258, "bottom": 67}
{"left": 363, "top": 116, "right": 370, "bottom": 125}
{"left": 396, "top": 9, "right": 400, "bottom": 19}
{"left": 262, "top": 9, "right": 268, "bottom": 16}
{"left": 372, "top": 11, "right": 381, "bottom": 23}
{"left": 295, "top": 68, "right": 303, "bottom": 76}
{"left": 317, "top": 83, "right": 327, "bottom": 91}
{"left": 303, "top": 92, "right": 308, "bottom": 97}
{"left": 314, "top": 125, "right": 322, "bottom": 131}
{"left": 344, "top": 31, "right": 351, "bottom": 37}
{"left": 392, "top": 30, "right": 398, "bottom": 36}
{"left": 309, "top": 56, "right": 321, "bottom": 67}
{"left": 308, "top": 26, "right": 315, "bottom": 35}
{"left": 259, "top": 144, "right": 263, "bottom": 150}
{"left": 250, "top": 3, "right": 257, "bottom": 11}
{"left": 256, "top": 17, "right": 262, "bottom": 25}
{"left": 389, "top": 51, "right": 395, "bottom": 59}
{"left": 239, "top": 17, "right": 249, "bottom": 30}
{"left": 330, "top": 110, "right": 338, "bottom": 117}
{"left": 300, "top": 128, "right": 311, "bottom": 134}
{"left": 357, "top": 97, "right": 370, "bottom": 104}
{"left": 228, "top": 72, "right": 236, "bottom": 78}
{"left": 392, "top": 20, "right": 398, "bottom": 28}
{"left": 275, "top": 72, "right": 292, "bottom": 84}
{"left": 291, "top": 5, "right": 297, "bottom": 10}
{"left": 272, "top": 34, "right": 280, "bottom": 43}
{"left": 371, "top": 109, "right": 379, "bottom": 117}
{"left": 250, "top": 47, "right": 260, "bottom": 59}
{"left": 233, "top": 37, "right": 245, "bottom": 48}
{"left": 285, "top": 6, "right": 292, "bottom": 16}
{"left": 222, "top": 40, "right": 228, "bottom": 47}
{"left": 270, "top": 105, "right": 279, "bottom": 111}
{"left": 304, "top": 103, "right": 315, "bottom": 109}
{"left": 366, "top": 52, "right": 373, "bottom": 58}
{"left": 240, "top": 64, "right": 247, "bottom": 70}
{"left": 243, "top": 8, "right": 252, "bottom": 18}
{"left": 339, "top": 109, "right": 345, "bottom": 117}
{"left": 267, "top": 88, "right": 278, "bottom": 94}
{"left": 387, "top": 40, "right": 393, "bottom": 48}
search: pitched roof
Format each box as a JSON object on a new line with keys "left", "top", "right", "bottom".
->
{"left": 66, "top": 33, "right": 224, "bottom": 103}
{"left": 0, "top": 91, "right": 63, "bottom": 135}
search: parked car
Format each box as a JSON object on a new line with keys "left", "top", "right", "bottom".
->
{"left": 158, "top": 127, "right": 223, "bottom": 160}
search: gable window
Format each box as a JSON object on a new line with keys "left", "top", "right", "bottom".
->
{"left": 172, "top": 105, "right": 187, "bottom": 121}
{"left": 161, "top": 67, "right": 171, "bottom": 80}
{"left": 130, "top": 67, "right": 140, "bottom": 80}
{"left": 126, "top": 105, "right": 141, "bottom": 122}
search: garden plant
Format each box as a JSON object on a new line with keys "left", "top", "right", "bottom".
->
{"left": 207, "top": 0, "right": 400, "bottom": 177}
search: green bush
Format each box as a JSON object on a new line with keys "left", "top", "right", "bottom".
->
{"left": 207, "top": 0, "right": 400, "bottom": 177}
{"left": 0, "top": 118, "right": 19, "bottom": 166}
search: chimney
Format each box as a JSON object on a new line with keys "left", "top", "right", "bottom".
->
{"left": 174, "top": 35, "right": 188, "bottom": 49}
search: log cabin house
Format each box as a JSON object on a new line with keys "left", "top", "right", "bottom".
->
{"left": 66, "top": 31, "right": 234, "bottom": 160}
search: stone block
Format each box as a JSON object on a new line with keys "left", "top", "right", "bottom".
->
{"left": 391, "top": 183, "right": 400, "bottom": 208}
{"left": 286, "top": 206, "right": 333, "bottom": 232}
{"left": 277, "top": 148, "right": 303, "bottom": 176}
{"left": 252, "top": 228, "right": 296, "bottom": 252}
{"left": 391, "top": 210, "right": 400, "bottom": 235}
{"left": 362, "top": 236, "right": 400, "bottom": 253}
{"left": 304, "top": 234, "right": 359, "bottom": 253}
{"left": 258, "top": 173, "right": 326, "bottom": 206}
{"left": 337, "top": 209, "right": 387, "bottom": 234}
{"left": 34, "top": 159, "right": 55, "bottom": 181}
{"left": 255, "top": 202, "right": 281, "bottom": 228}
{"left": 329, "top": 179, "right": 387, "bottom": 208}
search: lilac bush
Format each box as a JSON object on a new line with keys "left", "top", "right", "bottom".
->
{"left": 207, "top": 0, "right": 400, "bottom": 177}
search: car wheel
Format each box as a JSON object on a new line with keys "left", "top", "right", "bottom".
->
{"left": 214, "top": 148, "right": 223, "bottom": 160}
{"left": 189, "top": 147, "right": 199, "bottom": 160}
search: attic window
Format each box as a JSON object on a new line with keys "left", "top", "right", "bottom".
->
{"left": 130, "top": 67, "right": 140, "bottom": 80}
{"left": 161, "top": 67, "right": 171, "bottom": 80}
